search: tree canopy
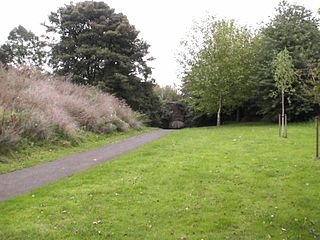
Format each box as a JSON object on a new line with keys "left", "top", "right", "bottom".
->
{"left": 272, "top": 48, "right": 296, "bottom": 97}
{"left": 46, "top": 2, "right": 151, "bottom": 95}
{"left": 181, "top": 19, "right": 254, "bottom": 125}
{"left": 253, "top": 1, "right": 320, "bottom": 121}
{"left": 0, "top": 25, "right": 46, "bottom": 68}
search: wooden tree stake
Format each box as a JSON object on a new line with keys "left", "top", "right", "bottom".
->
{"left": 284, "top": 114, "right": 288, "bottom": 138}
{"left": 316, "top": 116, "right": 319, "bottom": 160}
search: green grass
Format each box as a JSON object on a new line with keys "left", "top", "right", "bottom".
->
{"left": 0, "top": 128, "right": 155, "bottom": 174}
{"left": 1, "top": 123, "right": 320, "bottom": 239}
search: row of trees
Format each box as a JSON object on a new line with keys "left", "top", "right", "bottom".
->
{"left": 2, "top": 1, "right": 320, "bottom": 128}
{"left": 179, "top": 1, "right": 320, "bottom": 126}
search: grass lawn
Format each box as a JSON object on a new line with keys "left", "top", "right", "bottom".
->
{"left": 1, "top": 123, "right": 320, "bottom": 239}
{"left": 0, "top": 128, "right": 155, "bottom": 174}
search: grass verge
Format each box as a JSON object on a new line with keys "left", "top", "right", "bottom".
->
{"left": 0, "top": 123, "right": 320, "bottom": 239}
{"left": 0, "top": 128, "right": 155, "bottom": 174}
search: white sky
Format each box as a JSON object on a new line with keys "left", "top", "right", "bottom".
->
{"left": 0, "top": 0, "right": 319, "bottom": 86}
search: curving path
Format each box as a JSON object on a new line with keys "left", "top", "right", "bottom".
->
{"left": 0, "top": 129, "right": 172, "bottom": 201}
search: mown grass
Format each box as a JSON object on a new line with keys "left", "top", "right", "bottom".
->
{"left": 0, "top": 128, "right": 155, "bottom": 174}
{"left": 1, "top": 123, "right": 320, "bottom": 239}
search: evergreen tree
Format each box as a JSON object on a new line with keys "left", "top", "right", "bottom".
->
{"left": 45, "top": 1, "right": 158, "bottom": 122}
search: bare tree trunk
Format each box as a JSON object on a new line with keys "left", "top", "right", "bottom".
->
{"left": 278, "top": 114, "right": 281, "bottom": 137}
{"left": 284, "top": 114, "right": 288, "bottom": 138}
{"left": 281, "top": 90, "right": 286, "bottom": 138}
{"left": 217, "top": 94, "right": 222, "bottom": 127}
{"left": 236, "top": 109, "right": 240, "bottom": 122}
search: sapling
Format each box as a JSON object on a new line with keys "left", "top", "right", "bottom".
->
{"left": 272, "top": 49, "right": 296, "bottom": 138}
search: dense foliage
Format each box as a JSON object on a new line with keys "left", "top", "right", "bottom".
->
{"left": 253, "top": 1, "right": 320, "bottom": 121}
{"left": 180, "top": 19, "right": 254, "bottom": 125}
{"left": 0, "top": 25, "right": 47, "bottom": 68}
{"left": 180, "top": 1, "right": 320, "bottom": 124}
{"left": 44, "top": 1, "right": 160, "bottom": 125}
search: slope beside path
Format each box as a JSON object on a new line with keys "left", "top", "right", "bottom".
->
{"left": 0, "top": 129, "right": 172, "bottom": 201}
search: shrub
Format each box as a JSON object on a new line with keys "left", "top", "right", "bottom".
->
{"left": 0, "top": 66, "right": 141, "bottom": 151}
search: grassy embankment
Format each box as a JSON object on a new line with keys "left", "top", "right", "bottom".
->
{"left": 0, "top": 66, "right": 146, "bottom": 173}
{"left": 1, "top": 123, "right": 320, "bottom": 239}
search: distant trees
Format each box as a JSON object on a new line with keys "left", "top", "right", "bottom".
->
{"left": 305, "top": 64, "right": 320, "bottom": 107}
{"left": 154, "top": 85, "right": 181, "bottom": 103}
{"left": 178, "top": 1, "right": 320, "bottom": 126}
{"left": 180, "top": 19, "right": 254, "bottom": 126}
{"left": 0, "top": 25, "right": 47, "bottom": 68}
{"left": 153, "top": 85, "right": 184, "bottom": 128}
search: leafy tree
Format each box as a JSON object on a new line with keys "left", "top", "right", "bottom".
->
{"left": 272, "top": 49, "right": 296, "bottom": 137}
{"left": 45, "top": 1, "right": 161, "bottom": 126}
{"left": 0, "top": 25, "right": 47, "bottom": 68}
{"left": 45, "top": 1, "right": 154, "bottom": 108}
{"left": 180, "top": 19, "right": 254, "bottom": 126}
{"left": 0, "top": 45, "right": 11, "bottom": 66}
{"left": 305, "top": 64, "right": 320, "bottom": 106}
{"left": 303, "top": 64, "right": 320, "bottom": 158}
{"left": 254, "top": 1, "right": 320, "bottom": 121}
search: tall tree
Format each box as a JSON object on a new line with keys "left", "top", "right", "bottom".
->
{"left": 45, "top": 1, "right": 153, "bottom": 106}
{"left": 180, "top": 19, "right": 254, "bottom": 126}
{"left": 272, "top": 49, "right": 296, "bottom": 137}
{"left": 254, "top": 1, "right": 320, "bottom": 121}
{"left": 0, "top": 25, "right": 47, "bottom": 68}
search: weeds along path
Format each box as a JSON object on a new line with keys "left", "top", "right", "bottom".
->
{"left": 0, "top": 129, "right": 172, "bottom": 201}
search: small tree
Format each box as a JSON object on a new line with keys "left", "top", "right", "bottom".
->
{"left": 272, "top": 48, "right": 296, "bottom": 138}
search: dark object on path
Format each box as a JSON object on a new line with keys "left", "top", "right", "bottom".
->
{"left": 0, "top": 130, "right": 172, "bottom": 201}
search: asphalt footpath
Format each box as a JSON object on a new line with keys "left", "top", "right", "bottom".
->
{"left": 0, "top": 129, "right": 172, "bottom": 201}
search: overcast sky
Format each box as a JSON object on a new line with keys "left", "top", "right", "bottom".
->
{"left": 0, "top": 0, "right": 319, "bottom": 86}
